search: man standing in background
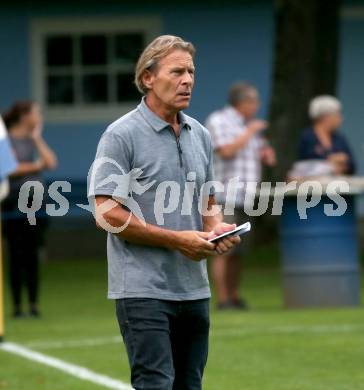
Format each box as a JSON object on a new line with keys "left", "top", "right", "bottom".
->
{"left": 206, "top": 82, "right": 276, "bottom": 310}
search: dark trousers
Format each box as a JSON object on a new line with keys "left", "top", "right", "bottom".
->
{"left": 5, "top": 218, "right": 40, "bottom": 307}
{"left": 115, "top": 298, "right": 210, "bottom": 390}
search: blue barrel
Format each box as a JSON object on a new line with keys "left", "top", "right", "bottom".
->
{"left": 280, "top": 195, "right": 360, "bottom": 307}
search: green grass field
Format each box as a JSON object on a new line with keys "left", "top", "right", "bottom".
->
{"left": 1, "top": 253, "right": 364, "bottom": 390}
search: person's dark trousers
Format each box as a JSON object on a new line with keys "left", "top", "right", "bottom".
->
{"left": 5, "top": 218, "right": 40, "bottom": 308}
{"left": 115, "top": 298, "right": 210, "bottom": 390}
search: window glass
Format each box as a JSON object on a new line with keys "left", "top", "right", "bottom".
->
{"left": 82, "top": 74, "right": 108, "bottom": 103}
{"left": 81, "top": 35, "right": 107, "bottom": 66}
{"left": 46, "top": 36, "right": 73, "bottom": 66}
{"left": 114, "top": 33, "right": 144, "bottom": 66}
{"left": 117, "top": 73, "right": 140, "bottom": 102}
{"left": 43, "top": 32, "right": 145, "bottom": 106}
{"left": 47, "top": 75, "right": 74, "bottom": 104}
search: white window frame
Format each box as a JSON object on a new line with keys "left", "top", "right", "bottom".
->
{"left": 30, "top": 17, "right": 161, "bottom": 123}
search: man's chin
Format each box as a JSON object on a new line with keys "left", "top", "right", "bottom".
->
{"left": 175, "top": 100, "right": 191, "bottom": 110}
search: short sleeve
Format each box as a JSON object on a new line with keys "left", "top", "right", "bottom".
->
{"left": 87, "top": 129, "right": 132, "bottom": 201}
{"left": 206, "top": 114, "right": 231, "bottom": 149}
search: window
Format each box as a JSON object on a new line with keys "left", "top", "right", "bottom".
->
{"left": 31, "top": 18, "right": 160, "bottom": 122}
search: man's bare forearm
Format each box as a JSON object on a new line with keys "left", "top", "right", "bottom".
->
{"left": 95, "top": 196, "right": 182, "bottom": 250}
{"left": 217, "top": 129, "right": 255, "bottom": 159}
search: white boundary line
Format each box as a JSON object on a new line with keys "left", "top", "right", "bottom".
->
{"left": 25, "top": 335, "right": 122, "bottom": 350}
{"left": 1, "top": 324, "right": 363, "bottom": 388}
{"left": 211, "top": 323, "right": 364, "bottom": 337}
{"left": 0, "top": 342, "right": 132, "bottom": 390}
{"left": 17, "top": 323, "right": 364, "bottom": 351}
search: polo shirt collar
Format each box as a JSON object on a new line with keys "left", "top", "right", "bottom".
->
{"left": 138, "top": 97, "right": 191, "bottom": 132}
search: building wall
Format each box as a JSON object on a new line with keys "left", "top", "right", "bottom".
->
{"left": 0, "top": 1, "right": 274, "bottom": 181}
{"left": 0, "top": 1, "right": 363, "bottom": 214}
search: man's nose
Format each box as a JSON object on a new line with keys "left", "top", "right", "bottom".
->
{"left": 181, "top": 71, "right": 193, "bottom": 85}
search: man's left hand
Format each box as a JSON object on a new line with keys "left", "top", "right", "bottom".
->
{"left": 261, "top": 146, "right": 276, "bottom": 166}
{"left": 208, "top": 223, "right": 241, "bottom": 255}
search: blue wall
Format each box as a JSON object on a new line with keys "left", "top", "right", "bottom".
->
{"left": 0, "top": 8, "right": 30, "bottom": 105}
{"left": 1, "top": 2, "right": 363, "bottom": 216}
{"left": 0, "top": 2, "right": 274, "bottom": 181}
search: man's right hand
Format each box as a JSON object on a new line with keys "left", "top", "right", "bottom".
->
{"left": 176, "top": 231, "right": 216, "bottom": 261}
{"left": 328, "top": 152, "right": 349, "bottom": 165}
{"left": 247, "top": 119, "right": 268, "bottom": 135}
{"left": 328, "top": 152, "right": 350, "bottom": 174}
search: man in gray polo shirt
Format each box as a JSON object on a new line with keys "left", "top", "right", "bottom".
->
{"left": 88, "top": 35, "right": 240, "bottom": 390}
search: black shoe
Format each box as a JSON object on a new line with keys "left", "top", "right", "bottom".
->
{"left": 13, "top": 310, "right": 25, "bottom": 319}
{"left": 231, "top": 298, "right": 249, "bottom": 310}
{"left": 216, "top": 300, "right": 236, "bottom": 311}
{"left": 29, "top": 308, "right": 41, "bottom": 317}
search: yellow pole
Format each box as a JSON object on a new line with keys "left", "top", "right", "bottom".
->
{"left": 0, "top": 205, "right": 4, "bottom": 342}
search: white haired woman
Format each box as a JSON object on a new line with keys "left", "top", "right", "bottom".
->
{"left": 298, "top": 95, "right": 355, "bottom": 174}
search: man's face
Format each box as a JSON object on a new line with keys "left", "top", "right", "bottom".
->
{"left": 235, "top": 90, "right": 260, "bottom": 120}
{"left": 144, "top": 49, "right": 195, "bottom": 111}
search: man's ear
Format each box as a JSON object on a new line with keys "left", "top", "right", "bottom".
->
{"left": 142, "top": 70, "right": 154, "bottom": 90}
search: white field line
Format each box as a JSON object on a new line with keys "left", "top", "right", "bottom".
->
{"left": 21, "top": 323, "right": 364, "bottom": 351}
{"left": 211, "top": 323, "right": 364, "bottom": 337}
{"left": 1, "top": 324, "right": 362, "bottom": 388}
{"left": 25, "top": 335, "right": 122, "bottom": 350}
{"left": 0, "top": 342, "right": 132, "bottom": 390}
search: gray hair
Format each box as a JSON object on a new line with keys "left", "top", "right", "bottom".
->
{"left": 309, "top": 95, "right": 342, "bottom": 120}
{"left": 134, "top": 35, "right": 195, "bottom": 94}
{"left": 228, "top": 82, "right": 258, "bottom": 106}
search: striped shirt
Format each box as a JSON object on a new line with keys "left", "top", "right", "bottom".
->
{"left": 205, "top": 106, "right": 264, "bottom": 207}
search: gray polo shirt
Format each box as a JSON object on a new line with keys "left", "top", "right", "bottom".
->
{"left": 88, "top": 98, "right": 215, "bottom": 300}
